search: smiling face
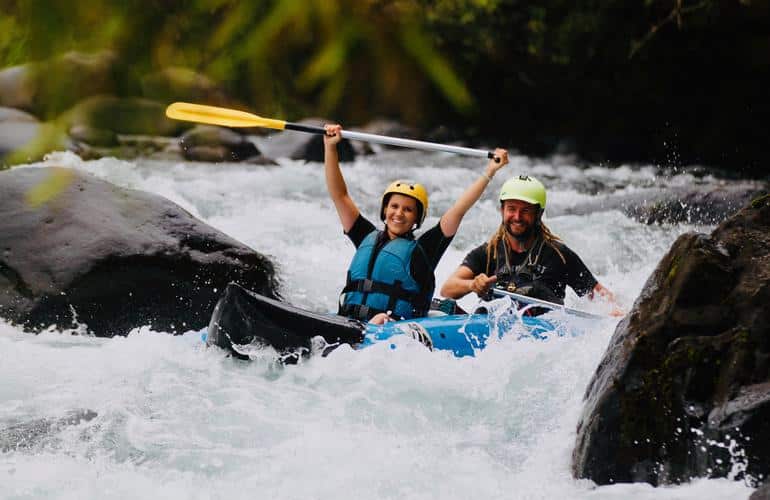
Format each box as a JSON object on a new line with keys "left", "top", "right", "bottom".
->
{"left": 383, "top": 193, "right": 419, "bottom": 238}
{"left": 501, "top": 199, "right": 540, "bottom": 240}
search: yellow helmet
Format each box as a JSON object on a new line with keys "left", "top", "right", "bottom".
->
{"left": 499, "top": 175, "right": 547, "bottom": 209}
{"left": 380, "top": 180, "right": 429, "bottom": 228}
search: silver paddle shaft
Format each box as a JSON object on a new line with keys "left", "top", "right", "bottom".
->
{"left": 340, "top": 130, "right": 492, "bottom": 158}
{"left": 492, "top": 289, "right": 604, "bottom": 320}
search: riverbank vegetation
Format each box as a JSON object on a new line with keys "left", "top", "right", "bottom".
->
{"left": 1, "top": 0, "right": 768, "bottom": 174}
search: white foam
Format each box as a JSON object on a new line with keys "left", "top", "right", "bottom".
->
{"left": 1, "top": 153, "right": 750, "bottom": 499}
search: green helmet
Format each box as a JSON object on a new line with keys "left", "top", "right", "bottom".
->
{"left": 499, "top": 175, "right": 546, "bottom": 209}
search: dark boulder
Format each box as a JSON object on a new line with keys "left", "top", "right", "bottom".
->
{"left": 179, "top": 125, "right": 261, "bottom": 162}
{"left": 0, "top": 122, "right": 41, "bottom": 158}
{"left": 0, "top": 166, "right": 279, "bottom": 336}
{"left": 0, "top": 51, "right": 118, "bottom": 117}
{"left": 62, "top": 95, "right": 185, "bottom": 137}
{"left": 563, "top": 183, "right": 767, "bottom": 225}
{"left": 425, "top": 124, "right": 470, "bottom": 145}
{"left": 243, "top": 154, "right": 279, "bottom": 166}
{"left": 0, "top": 122, "right": 70, "bottom": 167}
{"left": 68, "top": 124, "right": 119, "bottom": 147}
{"left": 354, "top": 118, "right": 420, "bottom": 155}
{"left": 0, "top": 65, "right": 35, "bottom": 111}
{"left": 254, "top": 118, "right": 355, "bottom": 162}
{"left": 0, "top": 107, "right": 43, "bottom": 161}
{"left": 359, "top": 118, "right": 418, "bottom": 141}
{"left": 0, "top": 107, "right": 39, "bottom": 124}
{"left": 70, "top": 134, "right": 177, "bottom": 161}
{"left": 572, "top": 194, "right": 770, "bottom": 486}
{"left": 752, "top": 483, "right": 770, "bottom": 500}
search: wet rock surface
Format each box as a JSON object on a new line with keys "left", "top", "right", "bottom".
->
{"left": 0, "top": 51, "right": 118, "bottom": 116}
{"left": 572, "top": 194, "right": 770, "bottom": 486}
{"left": 563, "top": 183, "right": 768, "bottom": 225}
{"left": 180, "top": 125, "right": 261, "bottom": 162}
{"left": 0, "top": 122, "right": 42, "bottom": 158}
{"left": 0, "top": 106, "right": 39, "bottom": 124}
{"left": 0, "top": 107, "right": 44, "bottom": 160}
{"left": 62, "top": 95, "right": 185, "bottom": 137}
{"left": 0, "top": 166, "right": 280, "bottom": 336}
{"left": 752, "top": 483, "right": 770, "bottom": 500}
{"left": 68, "top": 124, "right": 119, "bottom": 147}
{"left": 355, "top": 118, "right": 420, "bottom": 155}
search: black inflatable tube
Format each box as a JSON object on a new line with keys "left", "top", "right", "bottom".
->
{"left": 207, "top": 283, "right": 366, "bottom": 361}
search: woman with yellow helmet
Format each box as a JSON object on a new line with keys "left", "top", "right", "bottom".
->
{"left": 324, "top": 123, "right": 509, "bottom": 324}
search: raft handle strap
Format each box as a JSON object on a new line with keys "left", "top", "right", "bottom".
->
{"left": 340, "top": 303, "right": 406, "bottom": 322}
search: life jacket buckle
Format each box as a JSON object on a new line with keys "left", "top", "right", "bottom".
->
{"left": 361, "top": 279, "right": 374, "bottom": 292}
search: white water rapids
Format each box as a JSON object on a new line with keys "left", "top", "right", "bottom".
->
{"left": 0, "top": 151, "right": 755, "bottom": 499}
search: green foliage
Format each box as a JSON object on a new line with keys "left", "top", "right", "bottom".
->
{"left": 1, "top": 0, "right": 474, "bottom": 124}
{"left": 0, "top": 14, "right": 28, "bottom": 66}
{"left": 1, "top": 0, "right": 767, "bottom": 171}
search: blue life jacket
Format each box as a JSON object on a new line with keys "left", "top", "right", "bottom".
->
{"left": 339, "top": 231, "right": 433, "bottom": 321}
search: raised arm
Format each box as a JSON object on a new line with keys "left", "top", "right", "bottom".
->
{"left": 323, "top": 124, "right": 360, "bottom": 232}
{"left": 439, "top": 148, "right": 508, "bottom": 237}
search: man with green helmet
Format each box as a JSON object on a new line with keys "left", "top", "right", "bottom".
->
{"left": 441, "top": 175, "right": 619, "bottom": 312}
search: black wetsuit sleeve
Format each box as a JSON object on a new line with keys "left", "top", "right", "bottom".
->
{"left": 416, "top": 221, "right": 455, "bottom": 269}
{"left": 407, "top": 222, "right": 455, "bottom": 292}
{"left": 561, "top": 245, "right": 599, "bottom": 297}
{"left": 460, "top": 243, "right": 490, "bottom": 275}
{"left": 345, "top": 214, "right": 377, "bottom": 248}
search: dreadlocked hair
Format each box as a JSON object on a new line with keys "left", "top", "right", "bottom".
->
{"left": 484, "top": 219, "right": 566, "bottom": 275}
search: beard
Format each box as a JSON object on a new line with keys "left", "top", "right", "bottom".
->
{"left": 505, "top": 219, "right": 540, "bottom": 242}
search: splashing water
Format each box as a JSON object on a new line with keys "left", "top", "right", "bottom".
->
{"left": 0, "top": 152, "right": 754, "bottom": 499}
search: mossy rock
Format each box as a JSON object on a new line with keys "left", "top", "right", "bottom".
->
{"left": 62, "top": 95, "right": 187, "bottom": 137}
{"left": 573, "top": 197, "right": 770, "bottom": 486}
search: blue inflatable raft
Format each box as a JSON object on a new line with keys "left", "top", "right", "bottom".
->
{"left": 361, "top": 312, "right": 565, "bottom": 357}
{"left": 206, "top": 283, "right": 596, "bottom": 361}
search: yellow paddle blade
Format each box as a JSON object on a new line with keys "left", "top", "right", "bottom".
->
{"left": 165, "top": 102, "right": 287, "bottom": 130}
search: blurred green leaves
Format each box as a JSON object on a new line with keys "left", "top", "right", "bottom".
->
{"left": 2, "top": 0, "right": 765, "bottom": 172}
{"left": 0, "top": 14, "right": 27, "bottom": 66}
{"left": 1, "top": 0, "right": 475, "bottom": 124}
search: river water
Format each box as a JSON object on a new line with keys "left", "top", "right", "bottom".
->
{"left": 0, "top": 150, "right": 754, "bottom": 499}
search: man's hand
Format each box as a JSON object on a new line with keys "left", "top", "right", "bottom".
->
{"left": 590, "top": 283, "right": 625, "bottom": 317}
{"left": 470, "top": 274, "right": 497, "bottom": 296}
